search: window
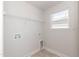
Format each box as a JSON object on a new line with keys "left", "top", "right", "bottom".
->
{"left": 51, "top": 10, "right": 69, "bottom": 29}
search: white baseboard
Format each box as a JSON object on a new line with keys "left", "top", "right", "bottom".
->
{"left": 24, "top": 48, "right": 44, "bottom": 57}
{"left": 31, "top": 49, "right": 40, "bottom": 57}
{"left": 44, "top": 47, "right": 68, "bottom": 57}
{"left": 24, "top": 47, "right": 68, "bottom": 57}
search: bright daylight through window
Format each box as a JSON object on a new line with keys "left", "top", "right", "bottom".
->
{"left": 51, "top": 10, "right": 69, "bottom": 29}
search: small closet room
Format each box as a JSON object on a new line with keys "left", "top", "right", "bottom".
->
{"left": 3, "top": 1, "right": 79, "bottom": 57}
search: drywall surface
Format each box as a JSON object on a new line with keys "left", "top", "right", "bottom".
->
{"left": 77, "top": 2, "right": 79, "bottom": 56}
{"left": 44, "top": 2, "right": 79, "bottom": 57}
{"left": 4, "top": 1, "right": 43, "bottom": 57}
{"left": 4, "top": 1, "right": 43, "bottom": 21}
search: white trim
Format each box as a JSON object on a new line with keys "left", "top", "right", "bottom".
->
{"left": 44, "top": 47, "right": 68, "bottom": 57}
{"left": 24, "top": 49, "right": 41, "bottom": 57}
{"left": 24, "top": 47, "right": 68, "bottom": 57}
{"left": 31, "top": 49, "right": 40, "bottom": 57}
{"left": 24, "top": 48, "right": 44, "bottom": 57}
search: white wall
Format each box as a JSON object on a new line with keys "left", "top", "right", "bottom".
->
{"left": 44, "top": 2, "right": 79, "bottom": 57}
{"left": 4, "top": 1, "right": 43, "bottom": 21}
{"left": 77, "top": 2, "right": 79, "bottom": 56}
{"left": 4, "top": 1, "right": 79, "bottom": 57}
{"left": 4, "top": 1, "right": 44, "bottom": 57}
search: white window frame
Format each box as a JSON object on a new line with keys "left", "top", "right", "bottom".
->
{"left": 51, "top": 10, "right": 69, "bottom": 29}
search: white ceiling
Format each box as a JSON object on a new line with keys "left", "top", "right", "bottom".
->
{"left": 27, "top": 1, "right": 62, "bottom": 11}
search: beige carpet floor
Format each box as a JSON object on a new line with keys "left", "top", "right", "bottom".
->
{"left": 32, "top": 49, "right": 59, "bottom": 57}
